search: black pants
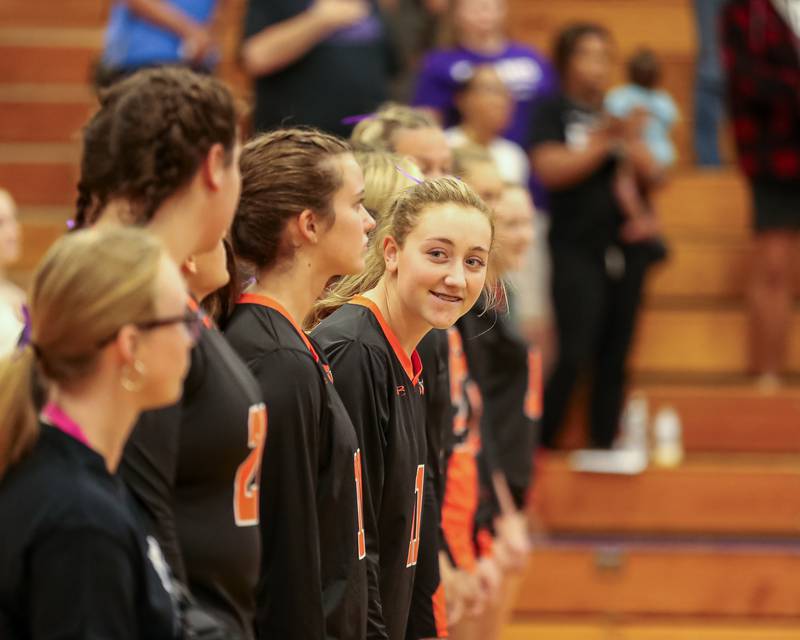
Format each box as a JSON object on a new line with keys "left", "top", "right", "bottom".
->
{"left": 542, "top": 243, "right": 651, "bottom": 448}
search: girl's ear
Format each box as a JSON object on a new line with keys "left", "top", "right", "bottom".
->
{"left": 296, "top": 209, "right": 319, "bottom": 244}
{"left": 201, "top": 143, "right": 226, "bottom": 191}
{"left": 182, "top": 256, "right": 198, "bottom": 279}
{"left": 383, "top": 235, "right": 399, "bottom": 274}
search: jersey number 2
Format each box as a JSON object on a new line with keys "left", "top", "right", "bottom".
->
{"left": 406, "top": 464, "right": 425, "bottom": 567}
{"left": 353, "top": 449, "right": 366, "bottom": 560}
{"left": 234, "top": 403, "right": 268, "bottom": 526}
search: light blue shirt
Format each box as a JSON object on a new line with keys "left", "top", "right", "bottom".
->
{"left": 605, "top": 84, "right": 680, "bottom": 168}
{"left": 103, "top": 0, "right": 218, "bottom": 69}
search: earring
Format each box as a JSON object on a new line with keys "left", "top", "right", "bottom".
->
{"left": 120, "top": 360, "right": 146, "bottom": 393}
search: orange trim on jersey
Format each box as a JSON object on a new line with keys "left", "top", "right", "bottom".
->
{"left": 238, "top": 293, "right": 321, "bottom": 364}
{"left": 349, "top": 296, "right": 423, "bottom": 386}
{"left": 476, "top": 528, "right": 494, "bottom": 558}
{"left": 186, "top": 296, "right": 213, "bottom": 329}
{"left": 432, "top": 581, "right": 449, "bottom": 638}
{"left": 441, "top": 449, "right": 479, "bottom": 571}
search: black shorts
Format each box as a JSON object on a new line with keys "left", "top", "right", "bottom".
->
{"left": 752, "top": 179, "right": 800, "bottom": 233}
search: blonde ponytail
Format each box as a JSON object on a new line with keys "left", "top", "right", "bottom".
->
{"left": 0, "top": 346, "right": 38, "bottom": 478}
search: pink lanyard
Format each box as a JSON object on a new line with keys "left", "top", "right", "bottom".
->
{"left": 41, "top": 403, "right": 91, "bottom": 448}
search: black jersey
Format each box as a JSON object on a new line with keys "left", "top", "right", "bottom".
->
{"left": 457, "top": 301, "right": 540, "bottom": 509}
{"left": 121, "top": 300, "right": 265, "bottom": 639}
{"left": 312, "top": 297, "right": 428, "bottom": 640}
{"left": 406, "top": 330, "right": 450, "bottom": 639}
{"left": 224, "top": 294, "right": 367, "bottom": 640}
{"left": 0, "top": 424, "right": 177, "bottom": 640}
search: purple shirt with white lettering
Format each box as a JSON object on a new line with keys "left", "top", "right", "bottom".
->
{"left": 412, "top": 43, "right": 558, "bottom": 206}
{"left": 413, "top": 43, "right": 558, "bottom": 148}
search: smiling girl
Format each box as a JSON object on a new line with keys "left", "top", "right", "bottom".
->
{"left": 311, "top": 177, "right": 494, "bottom": 640}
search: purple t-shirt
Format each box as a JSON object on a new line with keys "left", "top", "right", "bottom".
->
{"left": 413, "top": 43, "right": 558, "bottom": 148}
{"left": 413, "top": 43, "right": 558, "bottom": 207}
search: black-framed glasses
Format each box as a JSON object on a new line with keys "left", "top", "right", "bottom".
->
{"left": 97, "top": 310, "right": 204, "bottom": 348}
{"left": 136, "top": 310, "right": 204, "bottom": 341}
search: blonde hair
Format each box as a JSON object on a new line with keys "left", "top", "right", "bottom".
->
{"left": 452, "top": 143, "right": 496, "bottom": 178}
{"left": 353, "top": 149, "right": 423, "bottom": 222}
{"left": 351, "top": 103, "right": 438, "bottom": 151}
{"left": 0, "top": 226, "right": 164, "bottom": 477}
{"left": 308, "top": 176, "right": 495, "bottom": 327}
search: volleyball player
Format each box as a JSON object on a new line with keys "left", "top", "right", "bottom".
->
{"left": 224, "top": 129, "right": 374, "bottom": 639}
{"left": 76, "top": 67, "right": 264, "bottom": 638}
{"left": 311, "top": 177, "right": 495, "bottom": 640}
{"left": 0, "top": 227, "right": 195, "bottom": 639}
{"left": 453, "top": 149, "right": 537, "bottom": 640}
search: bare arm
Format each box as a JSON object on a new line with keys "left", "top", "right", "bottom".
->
{"left": 241, "top": 0, "right": 368, "bottom": 78}
{"left": 123, "top": 0, "right": 202, "bottom": 39}
{"left": 530, "top": 135, "right": 613, "bottom": 190}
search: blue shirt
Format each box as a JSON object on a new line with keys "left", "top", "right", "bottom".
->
{"left": 102, "top": 0, "right": 217, "bottom": 70}
{"left": 605, "top": 84, "right": 680, "bottom": 168}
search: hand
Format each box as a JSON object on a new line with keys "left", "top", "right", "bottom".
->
{"left": 622, "top": 107, "right": 649, "bottom": 140}
{"left": 440, "top": 564, "right": 485, "bottom": 624}
{"left": 475, "top": 555, "right": 503, "bottom": 603}
{"left": 311, "top": 0, "right": 370, "bottom": 31}
{"left": 621, "top": 213, "right": 662, "bottom": 243}
{"left": 182, "top": 24, "right": 215, "bottom": 64}
{"left": 494, "top": 510, "right": 530, "bottom": 573}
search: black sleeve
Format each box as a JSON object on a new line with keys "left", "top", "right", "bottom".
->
{"left": 247, "top": 349, "right": 327, "bottom": 639}
{"left": 28, "top": 528, "right": 141, "bottom": 640}
{"left": 243, "top": 0, "right": 297, "bottom": 39}
{"left": 119, "top": 403, "right": 185, "bottom": 583}
{"left": 528, "top": 95, "right": 566, "bottom": 150}
{"left": 326, "top": 340, "right": 392, "bottom": 640}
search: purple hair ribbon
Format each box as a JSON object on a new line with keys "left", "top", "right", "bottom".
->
{"left": 66, "top": 218, "right": 76, "bottom": 230}
{"left": 340, "top": 113, "right": 375, "bottom": 126}
{"left": 17, "top": 304, "right": 32, "bottom": 349}
{"left": 394, "top": 164, "right": 424, "bottom": 185}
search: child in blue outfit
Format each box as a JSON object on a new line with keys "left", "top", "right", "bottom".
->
{"left": 606, "top": 48, "right": 679, "bottom": 169}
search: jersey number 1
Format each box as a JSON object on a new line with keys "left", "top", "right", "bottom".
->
{"left": 353, "top": 449, "right": 366, "bottom": 560}
{"left": 234, "top": 403, "right": 268, "bottom": 526}
{"left": 406, "top": 464, "right": 425, "bottom": 567}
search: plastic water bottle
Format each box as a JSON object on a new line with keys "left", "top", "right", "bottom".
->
{"left": 652, "top": 406, "right": 684, "bottom": 468}
{"left": 620, "top": 393, "right": 649, "bottom": 458}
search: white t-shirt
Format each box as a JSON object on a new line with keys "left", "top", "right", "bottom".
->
{"left": 445, "top": 127, "right": 530, "bottom": 185}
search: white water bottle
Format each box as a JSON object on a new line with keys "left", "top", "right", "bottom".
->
{"left": 652, "top": 406, "right": 684, "bottom": 468}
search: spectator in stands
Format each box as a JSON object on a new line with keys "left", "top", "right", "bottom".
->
{"left": 530, "top": 23, "right": 662, "bottom": 449}
{"left": 383, "top": 0, "right": 447, "bottom": 101}
{"left": 606, "top": 48, "right": 679, "bottom": 172}
{"left": 241, "top": 0, "right": 396, "bottom": 137}
{"left": 97, "top": 0, "right": 221, "bottom": 88}
{"left": 691, "top": 0, "right": 727, "bottom": 166}
{"left": 446, "top": 64, "right": 529, "bottom": 185}
{"left": 0, "top": 190, "right": 24, "bottom": 357}
{"left": 722, "top": 0, "right": 800, "bottom": 388}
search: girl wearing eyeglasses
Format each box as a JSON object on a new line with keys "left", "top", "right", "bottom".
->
{"left": 0, "top": 227, "right": 194, "bottom": 639}
{"left": 76, "top": 67, "right": 264, "bottom": 639}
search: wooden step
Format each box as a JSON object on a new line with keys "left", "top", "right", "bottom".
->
{"left": 559, "top": 384, "right": 800, "bottom": 454}
{"left": 631, "top": 307, "right": 800, "bottom": 376}
{"left": 0, "top": 46, "right": 98, "bottom": 85}
{"left": 647, "top": 237, "right": 748, "bottom": 301}
{"left": 0, "top": 101, "right": 95, "bottom": 144}
{"left": 654, "top": 171, "right": 750, "bottom": 239}
{"left": 532, "top": 454, "right": 800, "bottom": 536}
{"left": 0, "top": 1, "right": 109, "bottom": 28}
{"left": 509, "top": 0, "right": 695, "bottom": 59}
{"left": 502, "top": 618, "right": 800, "bottom": 640}
{"left": 515, "top": 542, "right": 800, "bottom": 617}
{"left": 0, "top": 162, "right": 78, "bottom": 207}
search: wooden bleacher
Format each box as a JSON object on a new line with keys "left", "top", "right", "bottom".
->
{"left": 1, "top": 1, "right": 798, "bottom": 638}
{"left": 503, "top": 1, "right": 800, "bottom": 638}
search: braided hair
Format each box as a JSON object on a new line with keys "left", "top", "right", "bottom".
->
{"left": 75, "top": 67, "right": 238, "bottom": 229}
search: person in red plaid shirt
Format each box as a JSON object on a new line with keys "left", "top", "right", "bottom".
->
{"left": 721, "top": 0, "right": 800, "bottom": 387}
